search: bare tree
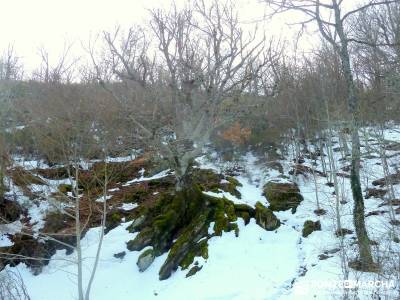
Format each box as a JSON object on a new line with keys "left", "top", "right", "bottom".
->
{"left": 32, "top": 43, "right": 79, "bottom": 83}
{"left": 0, "top": 45, "right": 23, "bottom": 81}
{"left": 99, "top": 0, "right": 277, "bottom": 191}
{"left": 265, "top": 0, "right": 398, "bottom": 271}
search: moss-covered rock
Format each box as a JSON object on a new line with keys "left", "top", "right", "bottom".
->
{"left": 234, "top": 203, "right": 255, "bottom": 225}
{"left": 302, "top": 220, "right": 321, "bottom": 237}
{"left": 127, "top": 227, "right": 154, "bottom": 251}
{"left": 159, "top": 212, "right": 210, "bottom": 280}
{"left": 137, "top": 248, "right": 155, "bottom": 272}
{"left": 179, "top": 239, "right": 209, "bottom": 270}
{"left": 124, "top": 169, "right": 288, "bottom": 281}
{"left": 212, "top": 198, "right": 239, "bottom": 236}
{"left": 127, "top": 185, "right": 209, "bottom": 256}
{"left": 263, "top": 181, "right": 303, "bottom": 213}
{"left": 192, "top": 169, "right": 242, "bottom": 198}
{"left": 255, "top": 202, "right": 280, "bottom": 231}
{"left": 221, "top": 176, "right": 242, "bottom": 199}
{"left": 127, "top": 215, "right": 146, "bottom": 233}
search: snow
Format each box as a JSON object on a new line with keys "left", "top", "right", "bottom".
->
{"left": 123, "top": 169, "right": 172, "bottom": 186}
{"left": 95, "top": 195, "right": 113, "bottom": 203}
{"left": 106, "top": 154, "right": 137, "bottom": 163}
{"left": 0, "top": 234, "right": 14, "bottom": 247}
{"left": 12, "top": 156, "right": 49, "bottom": 170}
{"left": 28, "top": 201, "right": 51, "bottom": 233}
{"left": 121, "top": 203, "right": 138, "bottom": 211}
{"left": 5, "top": 125, "right": 26, "bottom": 133}
{"left": 0, "top": 221, "right": 23, "bottom": 246}
{"left": 8, "top": 219, "right": 302, "bottom": 300}
{"left": 2, "top": 127, "right": 400, "bottom": 299}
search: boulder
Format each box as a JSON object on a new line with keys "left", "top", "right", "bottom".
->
{"left": 127, "top": 227, "right": 154, "bottom": 251}
{"left": 255, "top": 202, "right": 280, "bottom": 231}
{"left": 263, "top": 180, "right": 303, "bottom": 213}
{"left": 137, "top": 249, "right": 155, "bottom": 272}
{"left": 335, "top": 228, "right": 353, "bottom": 237}
{"left": 302, "top": 220, "right": 321, "bottom": 237}
{"left": 113, "top": 251, "right": 126, "bottom": 259}
{"left": 186, "top": 265, "right": 202, "bottom": 278}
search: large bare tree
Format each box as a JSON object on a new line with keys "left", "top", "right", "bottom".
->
{"left": 98, "top": 0, "right": 277, "bottom": 191}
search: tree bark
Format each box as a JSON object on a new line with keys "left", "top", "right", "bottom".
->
{"left": 339, "top": 39, "right": 375, "bottom": 269}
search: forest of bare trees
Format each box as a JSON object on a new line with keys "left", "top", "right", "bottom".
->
{"left": 1, "top": 0, "right": 400, "bottom": 299}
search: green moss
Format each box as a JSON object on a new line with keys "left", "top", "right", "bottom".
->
{"left": 124, "top": 178, "right": 259, "bottom": 280}
{"left": 140, "top": 248, "right": 154, "bottom": 258}
{"left": 58, "top": 184, "right": 72, "bottom": 194}
{"left": 224, "top": 199, "right": 237, "bottom": 222}
{"left": 110, "top": 212, "right": 121, "bottom": 223}
{"left": 226, "top": 176, "right": 242, "bottom": 187}
{"left": 231, "top": 223, "right": 239, "bottom": 237}
{"left": 135, "top": 184, "right": 209, "bottom": 255}
{"left": 180, "top": 240, "right": 208, "bottom": 270}
{"left": 213, "top": 201, "right": 229, "bottom": 236}
{"left": 154, "top": 210, "right": 178, "bottom": 233}
{"left": 199, "top": 240, "right": 209, "bottom": 259}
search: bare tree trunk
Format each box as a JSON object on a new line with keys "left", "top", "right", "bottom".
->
{"left": 332, "top": 0, "right": 374, "bottom": 267}
{"left": 324, "top": 98, "right": 349, "bottom": 293}
{"left": 74, "top": 164, "right": 84, "bottom": 300}
{"left": 342, "top": 48, "right": 375, "bottom": 269}
{"left": 318, "top": 134, "right": 328, "bottom": 178}
{"left": 84, "top": 162, "right": 108, "bottom": 300}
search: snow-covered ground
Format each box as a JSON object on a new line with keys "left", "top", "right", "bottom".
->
{"left": 1, "top": 128, "right": 400, "bottom": 300}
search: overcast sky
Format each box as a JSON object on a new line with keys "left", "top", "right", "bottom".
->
{"left": 0, "top": 0, "right": 334, "bottom": 73}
